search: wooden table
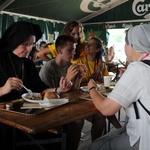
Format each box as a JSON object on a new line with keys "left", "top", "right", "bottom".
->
{"left": 0, "top": 90, "right": 98, "bottom": 134}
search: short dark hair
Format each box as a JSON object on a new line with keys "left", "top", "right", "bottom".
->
{"left": 55, "top": 34, "right": 76, "bottom": 50}
{"left": 40, "top": 41, "right": 47, "bottom": 47}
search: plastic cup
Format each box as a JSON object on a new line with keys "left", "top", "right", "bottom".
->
{"left": 103, "top": 76, "right": 111, "bottom": 89}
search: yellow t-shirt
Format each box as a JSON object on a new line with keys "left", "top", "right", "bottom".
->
{"left": 48, "top": 43, "right": 57, "bottom": 58}
{"left": 72, "top": 56, "right": 109, "bottom": 80}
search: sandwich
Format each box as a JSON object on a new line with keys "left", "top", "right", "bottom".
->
{"left": 43, "top": 92, "right": 59, "bottom": 99}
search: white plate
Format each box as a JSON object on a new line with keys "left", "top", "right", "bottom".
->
{"left": 80, "top": 84, "right": 103, "bottom": 92}
{"left": 22, "top": 93, "right": 69, "bottom": 107}
{"left": 39, "top": 98, "right": 69, "bottom": 107}
{"left": 21, "top": 93, "right": 44, "bottom": 103}
{"left": 80, "top": 86, "right": 88, "bottom": 92}
{"left": 21, "top": 98, "right": 69, "bottom": 108}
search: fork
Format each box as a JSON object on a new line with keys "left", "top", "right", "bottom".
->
{"left": 21, "top": 84, "right": 33, "bottom": 96}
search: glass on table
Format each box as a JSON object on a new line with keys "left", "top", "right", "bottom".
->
{"left": 103, "top": 76, "right": 112, "bottom": 89}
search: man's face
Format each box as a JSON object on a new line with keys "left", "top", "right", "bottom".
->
{"left": 60, "top": 41, "right": 76, "bottom": 61}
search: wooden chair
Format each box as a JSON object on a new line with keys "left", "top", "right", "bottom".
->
{"left": 104, "top": 113, "right": 122, "bottom": 134}
{"left": 14, "top": 127, "right": 66, "bottom": 150}
{"left": 106, "top": 62, "right": 120, "bottom": 81}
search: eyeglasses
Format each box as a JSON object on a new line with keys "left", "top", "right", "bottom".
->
{"left": 21, "top": 43, "right": 35, "bottom": 48}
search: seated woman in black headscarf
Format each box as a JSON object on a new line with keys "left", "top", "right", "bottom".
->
{"left": 0, "top": 21, "right": 81, "bottom": 150}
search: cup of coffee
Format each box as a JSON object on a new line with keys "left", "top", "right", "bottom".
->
{"left": 103, "top": 76, "right": 112, "bottom": 89}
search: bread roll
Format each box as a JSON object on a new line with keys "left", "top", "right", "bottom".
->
{"left": 44, "top": 92, "right": 58, "bottom": 99}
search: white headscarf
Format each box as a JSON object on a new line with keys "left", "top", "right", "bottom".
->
{"left": 127, "top": 24, "right": 150, "bottom": 53}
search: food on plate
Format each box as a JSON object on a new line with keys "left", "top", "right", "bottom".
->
{"left": 25, "top": 92, "right": 59, "bottom": 101}
{"left": 27, "top": 94, "right": 42, "bottom": 100}
{"left": 43, "top": 92, "right": 59, "bottom": 99}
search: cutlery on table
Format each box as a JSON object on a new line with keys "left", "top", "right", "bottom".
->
{"left": 20, "top": 106, "right": 42, "bottom": 109}
{"left": 21, "top": 84, "right": 33, "bottom": 96}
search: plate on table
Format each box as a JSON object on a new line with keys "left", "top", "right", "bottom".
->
{"left": 80, "top": 86, "right": 88, "bottom": 92}
{"left": 80, "top": 84, "right": 103, "bottom": 92}
{"left": 21, "top": 93, "right": 44, "bottom": 103}
{"left": 39, "top": 98, "right": 69, "bottom": 107}
{"left": 22, "top": 93, "right": 69, "bottom": 107}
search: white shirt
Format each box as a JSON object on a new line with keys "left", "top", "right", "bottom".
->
{"left": 108, "top": 60, "right": 150, "bottom": 150}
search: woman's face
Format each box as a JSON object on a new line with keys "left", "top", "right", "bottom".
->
{"left": 125, "top": 43, "right": 142, "bottom": 62}
{"left": 13, "top": 35, "right": 35, "bottom": 58}
{"left": 85, "top": 39, "right": 99, "bottom": 55}
{"left": 125, "top": 43, "right": 135, "bottom": 62}
{"left": 70, "top": 26, "right": 81, "bottom": 43}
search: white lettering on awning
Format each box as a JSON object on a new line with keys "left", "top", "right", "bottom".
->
{"left": 80, "top": 0, "right": 105, "bottom": 13}
{"left": 133, "top": 0, "right": 150, "bottom": 16}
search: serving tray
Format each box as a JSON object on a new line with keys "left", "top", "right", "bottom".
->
{"left": 0, "top": 98, "right": 69, "bottom": 116}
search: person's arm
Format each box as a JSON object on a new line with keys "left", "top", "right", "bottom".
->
{"left": 104, "top": 54, "right": 109, "bottom": 62}
{"left": 32, "top": 52, "right": 43, "bottom": 63}
{"left": 73, "top": 77, "right": 83, "bottom": 90}
{"left": 43, "top": 76, "right": 72, "bottom": 94}
{"left": 0, "top": 77, "right": 23, "bottom": 96}
{"left": 72, "top": 64, "right": 87, "bottom": 89}
{"left": 39, "top": 62, "right": 73, "bottom": 94}
{"left": 108, "top": 52, "right": 115, "bottom": 62}
{"left": 37, "top": 47, "right": 52, "bottom": 61}
{"left": 87, "top": 79, "right": 121, "bottom": 116}
{"left": 33, "top": 57, "right": 42, "bottom": 63}
{"left": 65, "top": 64, "right": 80, "bottom": 90}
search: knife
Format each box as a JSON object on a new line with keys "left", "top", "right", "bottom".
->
{"left": 20, "top": 106, "right": 42, "bottom": 109}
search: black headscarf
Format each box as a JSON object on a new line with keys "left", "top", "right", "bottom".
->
{"left": 0, "top": 21, "right": 42, "bottom": 53}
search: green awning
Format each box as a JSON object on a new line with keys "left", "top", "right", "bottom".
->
{"left": 0, "top": 0, "right": 150, "bottom": 42}
{"left": 0, "top": 0, "right": 128, "bottom": 23}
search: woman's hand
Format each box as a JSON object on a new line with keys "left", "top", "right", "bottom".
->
{"left": 90, "top": 72, "right": 102, "bottom": 82}
{"left": 98, "top": 60, "right": 104, "bottom": 72}
{"left": 90, "top": 60, "right": 103, "bottom": 82}
{"left": 0, "top": 77, "right": 22, "bottom": 96}
{"left": 77, "top": 64, "right": 87, "bottom": 78}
